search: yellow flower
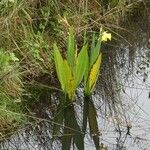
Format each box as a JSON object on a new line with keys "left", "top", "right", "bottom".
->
{"left": 101, "top": 31, "right": 111, "bottom": 42}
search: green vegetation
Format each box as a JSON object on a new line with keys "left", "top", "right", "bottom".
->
{"left": 84, "top": 31, "right": 111, "bottom": 95}
{"left": 0, "top": 48, "right": 25, "bottom": 139}
{"left": 53, "top": 27, "right": 111, "bottom": 101}
{"left": 53, "top": 28, "right": 88, "bottom": 101}
{"left": 0, "top": 0, "right": 146, "bottom": 144}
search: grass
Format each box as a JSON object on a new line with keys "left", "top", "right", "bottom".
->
{"left": 0, "top": 0, "right": 146, "bottom": 141}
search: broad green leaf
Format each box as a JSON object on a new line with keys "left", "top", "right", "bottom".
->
{"left": 64, "top": 60, "right": 75, "bottom": 100}
{"left": 84, "top": 58, "right": 90, "bottom": 95}
{"left": 67, "top": 27, "right": 75, "bottom": 69}
{"left": 75, "top": 44, "right": 89, "bottom": 87}
{"left": 63, "top": 59, "right": 72, "bottom": 82}
{"left": 88, "top": 53, "right": 102, "bottom": 94}
{"left": 90, "top": 38, "right": 102, "bottom": 67}
{"left": 53, "top": 43, "right": 66, "bottom": 91}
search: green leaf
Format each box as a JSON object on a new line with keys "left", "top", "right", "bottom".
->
{"left": 10, "top": 53, "right": 19, "bottom": 62}
{"left": 75, "top": 44, "right": 89, "bottom": 87}
{"left": 53, "top": 43, "right": 66, "bottom": 91}
{"left": 88, "top": 53, "right": 102, "bottom": 94}
{"left": 90, "top": 34, "right": 102, "bottom": 67}
{"left": 63, "top": 60, "right": 75, "bottom": 100}
{"left": 67, "top": 27, "right": 75, "bottom": 69}
{"left": 89, "top": 53, "right": 102, "bottom": 93}
{"left": 63, "top": 60, "right": 72, "bottom": 82}
{"left": 84, "top": 58, "right": 90, "bottom": 94}
{"left": 84, "top": 53, "right": 102, "bottom": 95}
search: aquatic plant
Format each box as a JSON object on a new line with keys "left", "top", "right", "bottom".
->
{"left": 84, "top": 30, "right": 111, "bottom": 96}
{"left": 53, "top": 28, "right": 88, "bottom": 101}
{"left": 54, "top": 28, "right": 111, "bottom": 100}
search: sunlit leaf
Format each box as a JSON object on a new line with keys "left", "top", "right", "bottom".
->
{"left": 10, "top": 53, "right": 19, "bottom": 62}
{"left": 90, "top": 38, "right": 102, "bottom": 67}
{"left": 64, "top": 60, "right": 75, "bottom": 100}
{"left": 88, "top": 53, "right": 102, "bottom": 94}
{"left": 63, "top": 60, "right": 72, "bottom": 83}
{"left": 75, "top": 44, "right": 89, "bottom": 87}
{"left": 53, "top": 43, "right": 66, "bottom": 91}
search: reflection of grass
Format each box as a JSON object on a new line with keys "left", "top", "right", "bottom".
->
{"left": 0, "top": 73, "right": 25, "bottom": 139}
{"left": 0, "top": 94, "right": 26, "bottom": 140}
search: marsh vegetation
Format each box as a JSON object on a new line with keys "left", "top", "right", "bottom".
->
{"left": 0, "top": 0, "right": 150, "bottom": 149}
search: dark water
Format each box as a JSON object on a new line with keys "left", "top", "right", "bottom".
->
{"left": 1, "top": 6, "right": 150, "bottom": 150}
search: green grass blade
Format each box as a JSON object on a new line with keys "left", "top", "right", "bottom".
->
{"left": 67, "top": 27, "right": 75, "bottom": 69}
{"left": 91, "top": 32, "right": 96, "bottom": 51}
